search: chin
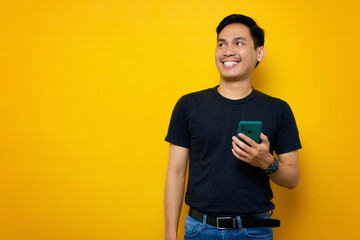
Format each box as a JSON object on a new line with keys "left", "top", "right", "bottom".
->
{"left": 220, "top": 72, "right": 253, "bottom": 82}
{"left": 220, "top": 76, "right": 243, "bottom": 82}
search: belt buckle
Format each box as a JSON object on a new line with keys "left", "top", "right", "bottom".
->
{"left": 216, "top": 217, "right": 236, "bottom": 230}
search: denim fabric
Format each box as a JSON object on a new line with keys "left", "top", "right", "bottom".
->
{"left": 184, "top": 214, "right": 273, "bottom": 240}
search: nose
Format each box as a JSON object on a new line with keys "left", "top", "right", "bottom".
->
{"left": 224, "top": 45, "right": 235, "bottom": 56}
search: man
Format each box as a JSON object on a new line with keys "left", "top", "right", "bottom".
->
{"left": 164, "top": 14, "right": 301, "bottom": 240}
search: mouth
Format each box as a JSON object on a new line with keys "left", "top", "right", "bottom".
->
{"left": 221, "top": 59, "right": 241, "bottom": 68}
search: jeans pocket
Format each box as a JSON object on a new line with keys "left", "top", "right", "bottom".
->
{"left": 243, "top": 215, "right": 273, "bottom": 239}
{"left": 184, "top": 215, "right": 202, "bottom": 238}
{"left": 244, "top": 227, "right": 273, "bottom": 239}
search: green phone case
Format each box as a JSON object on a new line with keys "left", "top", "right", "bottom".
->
{"left": 237, "top": 121, "right": 263, "bottom": 144}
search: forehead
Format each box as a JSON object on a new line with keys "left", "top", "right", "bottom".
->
{"left": 218, "top": 23, "right": 252, "bottom": 41}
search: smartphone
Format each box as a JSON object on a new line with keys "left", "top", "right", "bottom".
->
{"left": 237, "top": 121, "right": 262, "bottom": 145}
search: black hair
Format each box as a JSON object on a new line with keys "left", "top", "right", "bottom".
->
{"left": 216, "top": 14, "right": 265, "bottom": 49}
{"left": 216, "top": 14, "right": 265, "bottom": 68}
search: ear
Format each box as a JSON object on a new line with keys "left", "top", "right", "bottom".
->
{"left": 256, "top": 46, "right": 266, "bottom": 62}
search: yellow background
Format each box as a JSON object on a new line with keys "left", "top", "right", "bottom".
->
{"left": 1, "top": 0, "right": 359, "bottom": 239}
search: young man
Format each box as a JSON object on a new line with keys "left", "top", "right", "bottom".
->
{"left": 164, "top": 14, "right": 301, "bottom": 240}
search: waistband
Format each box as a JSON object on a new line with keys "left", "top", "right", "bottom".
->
{"left": 189, "top": 208, "right": 280, "bottom": 229}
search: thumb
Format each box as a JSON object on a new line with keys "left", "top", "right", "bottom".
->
{"left": 260, "top": 132, "right": 269, "bottom": 144}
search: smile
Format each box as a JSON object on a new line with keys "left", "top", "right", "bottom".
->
{"left": 223, "top": 61, "right": 239, "bottom": 66}
{"left": 222, "top": 61, "right": 240, "bottom": 68}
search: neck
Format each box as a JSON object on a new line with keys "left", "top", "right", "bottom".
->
{"left": 217, "top": 79, "right": 253, "bottom": 100}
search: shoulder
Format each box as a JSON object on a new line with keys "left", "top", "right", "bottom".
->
{"left": 254, "top": 90, "right": 286, "bottom": 104}
{"left": 253, "top": 90, "right": 291, "bottom": 110}
{"left": 253, "top": 90, "right": 296, "bottom": 122}
{"left": 181, "top": 87, "right": 214, "bottom": 99}
{"left": 177, "top": 87, "right": 215, "bottom": 105}
{"left": 171, "top": 87, "right": 215, "bottom": 115}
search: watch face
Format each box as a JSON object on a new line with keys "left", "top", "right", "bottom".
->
{"left": 264, "top": 157, "right": 279, "bottom": 174}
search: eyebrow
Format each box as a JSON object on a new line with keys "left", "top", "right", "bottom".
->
{"left": 217, "top": 37, "right": 247, "bottom": 42}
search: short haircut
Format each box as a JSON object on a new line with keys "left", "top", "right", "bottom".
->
{"left": 216, "top": 14, "right": 265, "bottom": 49}
{"left": 216, "top": 14, "right": 265, "bottom": 67}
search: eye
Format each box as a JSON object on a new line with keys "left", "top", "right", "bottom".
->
{"left": 218, "top": 43, "right": 225, "bottom": 47}
{"left": 236, "top": 42, "right": 244, "bottom": 46}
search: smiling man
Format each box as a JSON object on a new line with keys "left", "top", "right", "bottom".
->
{"left": 164, "top": 14, "right": 301, "bottom": 240}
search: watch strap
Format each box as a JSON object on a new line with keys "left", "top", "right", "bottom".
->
{"left": 263, "top": 157, "right": 279, "bottom": 174}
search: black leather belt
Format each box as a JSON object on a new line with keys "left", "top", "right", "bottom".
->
{"left": 189, "top": 208, "right": 280, "bottom": 229}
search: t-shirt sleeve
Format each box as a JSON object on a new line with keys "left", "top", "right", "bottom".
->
{"left": 165, "top": 96, "right": 190, "bottom": 148}
{"left": 274, "top": 102, "right": 302, "bottom": 155}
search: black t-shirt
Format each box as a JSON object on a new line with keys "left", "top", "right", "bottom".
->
{"left": 165, "top": 86, "right": 302, "bottom": 216}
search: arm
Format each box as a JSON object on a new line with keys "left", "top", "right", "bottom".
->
{"left": 232, "top": 133, "right": 299, "bottom": 189}
{"left": 164, "top": 144, "right": 189, "bottom": 240}
{"left": 269, "top": 150, "right": 299, "bottom": 189}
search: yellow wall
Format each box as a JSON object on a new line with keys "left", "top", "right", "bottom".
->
{"left": 1, "top": 0, "right": 359, "bottom": 239}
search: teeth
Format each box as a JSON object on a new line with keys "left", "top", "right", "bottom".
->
{"left": 223, "top": 61, "right": 239, "bottom": 66}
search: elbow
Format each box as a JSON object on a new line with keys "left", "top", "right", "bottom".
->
{"left": 287, "top": 178, "right": 299, "bottom": 190}
{"left": 287, "top": 183, "right": 297, "bottom": 190}
{"left": 166, "top": 167, "right": 187, "bottom": 179}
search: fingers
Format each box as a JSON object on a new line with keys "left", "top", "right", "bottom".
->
{"left": 238, "top": 132, "right": 269, "bottom": 146}
{"left": 231, "top": 145, "right": 250, "bottom": 162}
{"left": 232, "top": 137, "right": 251, "bottom": 161}
{"left": 232, "top": 148, "right": 248, "bottom": 162}
{"left": 232, "top": 136, "right": 251, "bottom": 152}
{"left": 260, "top": 132, "right": 269, "bottom": 143}
{"left": 232, "top": 133, "right": 271, "bottom": 169}
{"left": 237, "top": 133, "right": 257, "bottom": 147}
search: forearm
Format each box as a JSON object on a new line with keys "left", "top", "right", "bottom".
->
{"left": 164, "top": 168, "right": 186, "bottom": 240}
{"left": 268, "top": 160, "right": 299, "bottom": 189}
{"left": 233, "top": 134, "right": 299, "bottom": 189}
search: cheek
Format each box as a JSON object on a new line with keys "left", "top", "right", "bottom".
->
{"left": 242, "top": 50, "right": 257, "bottom": 63}
{"left": 239, "top": 49, "right": 250, "bottom": 57}
{"left": 215, "top": 52, "right": 223, "bottom": 67}
{"left": 215, "top": 50, "right": 222, "bottom": 59}
{"left": 215, "top": 60, "right": 222, "bottom": 71}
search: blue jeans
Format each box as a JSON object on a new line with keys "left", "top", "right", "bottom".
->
{"left": 184, "top": 214, "right": 273, "bottom": 240}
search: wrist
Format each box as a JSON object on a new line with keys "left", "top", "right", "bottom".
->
{"left": 262, "top": 154, "right": 275, "bottom": 170}
{"left": 262, "top": 156, "right": 279, "bottom": 175}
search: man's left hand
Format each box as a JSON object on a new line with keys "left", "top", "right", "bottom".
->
{"left": 232, "top": 132, "right": 274, "bottom": 170}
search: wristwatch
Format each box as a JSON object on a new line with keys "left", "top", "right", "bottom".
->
{"left": 263, "top": 157, "right": 279, "bottom": 174}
